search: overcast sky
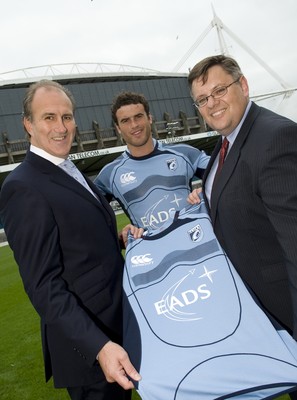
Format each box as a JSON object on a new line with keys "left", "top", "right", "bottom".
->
{"left": 1, "top": 0, "right": 297, "bottom": 120}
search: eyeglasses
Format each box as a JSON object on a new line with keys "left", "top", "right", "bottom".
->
{"left": 193, "top": 78, "right": 241, "bottom": 108}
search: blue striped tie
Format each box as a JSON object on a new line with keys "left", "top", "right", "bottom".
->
{"left": 59, "top": 159, "right": 97, "bottom": 198}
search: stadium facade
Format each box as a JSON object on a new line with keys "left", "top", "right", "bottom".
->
{"left": 0, "top": 63, "right": 219, "bottom": 189}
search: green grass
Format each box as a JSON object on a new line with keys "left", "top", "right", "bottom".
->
{"left": 0, "top": 214, "right": 290, "bottom": 399}
{"left": 0, "top": 245, "right": 68, "bottom": 399}
{"left": 116, "top": 211, "right": 130, "bottom": 231}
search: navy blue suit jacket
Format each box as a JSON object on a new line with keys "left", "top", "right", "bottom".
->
{"left": 0, "top": 151, "right": 125, "bottom": 388}
{"left": 203, "top": 102, "right": 297, "bottom": 338}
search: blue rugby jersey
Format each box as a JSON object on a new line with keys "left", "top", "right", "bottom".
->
{"left": 94, "top": 139, "right": 209, "bottom": 228}
{"left": 123, "top": 200, "right": 297, "bottom": 400}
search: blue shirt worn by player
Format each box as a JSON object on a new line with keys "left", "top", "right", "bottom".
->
{"left": 94, "top": 139, "right": 209, "bottom": 228}
{"left": 123, "top": 200, "right": 297, "bottom": 400}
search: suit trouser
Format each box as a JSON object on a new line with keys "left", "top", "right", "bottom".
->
{"left": 67, "top": 381, "right": 131, "bottom": 400}
{"left": 290, "top": 391, "right": 297, "bottom": 400}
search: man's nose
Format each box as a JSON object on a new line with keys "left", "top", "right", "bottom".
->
{"left": 131, "top": 117, "right": 139, "bottom": 127}
{"left": 207, "top": 94, "right": 219, "bottom": 108}
{"left": 54, "top": 118, "right": 67, "bottom": 132}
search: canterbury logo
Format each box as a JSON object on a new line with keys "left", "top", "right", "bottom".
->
{"left": 131, "top": 254, "right": 153, "bottom": 266}
{"left": 120, "top": 172, "right": 136, "bottom": 184}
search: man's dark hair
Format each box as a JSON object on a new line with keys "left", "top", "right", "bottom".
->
{"left": 111, "top": 91, "right": 150, "bottom": 124}
{"left": 188, "top": 55, "right": 243, "bottom": 90}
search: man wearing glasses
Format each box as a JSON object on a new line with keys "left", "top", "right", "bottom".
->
{"left": 188, "top": 54, "right": 297, "bottom": 400}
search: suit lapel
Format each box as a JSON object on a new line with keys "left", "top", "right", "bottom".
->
{"left": 86, "top": 176, "right": 118, "bottom": 225}
{"left": 204, "top": 103, "right": 261, "bottom": 224}
{"left": 26, "top": 151, "right": 118, "bottom": 235}
{"left": 55, "top": 167, "right": 118, "bottom": 231}
{"left": 203, "top": 140, "right": 221, "bottom": 214}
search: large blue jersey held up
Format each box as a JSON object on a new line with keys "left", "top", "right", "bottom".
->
{"left": 123, "top": 200, "right": 297, "bottom": 399}
{"left": 94, "top": 139, "right": 209, "bottom": 228}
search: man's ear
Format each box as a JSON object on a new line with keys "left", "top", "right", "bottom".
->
{"left": 23, "top": 117, "right": 32, "bottom": 136}
{"left": 116, "top": 124, "right": 121, "bottom": 134}
{"left": 239, "top": 75, "right": 249, "bottom": 97}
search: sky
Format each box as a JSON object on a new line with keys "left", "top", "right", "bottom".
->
{"left": 1, "top": 0, "right": 297, "bottom": 120}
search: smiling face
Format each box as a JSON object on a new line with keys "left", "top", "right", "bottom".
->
{"left": 115, "top": 103, "right": 154, "bottom": 157}
{"left": 23, "top": 86, "right": 76, "bottom": 159}
{"left": 191, "top": 65, "right": 249, "bottom": 136}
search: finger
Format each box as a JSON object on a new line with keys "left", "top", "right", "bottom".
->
{"left": 122, "top": 360, "right": 141, "bottom": 382}
{"left": 129, "top": 226, "right": 143, "bottom": 239}
{"left": 115, "top": 372, "right": 136, "bottom": 390}
{"left": 187, "top": 195, "right": 196, "bottom": 204}
{"left": 134, "top": 228, "right": 144, "bottom": 239}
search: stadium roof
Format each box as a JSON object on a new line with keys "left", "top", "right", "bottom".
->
{"left": 0, "top": 62, "right": 187, "bottom": 87}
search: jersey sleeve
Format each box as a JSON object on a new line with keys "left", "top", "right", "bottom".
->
{"left": 94, "top": 165, "right": 114, "bottom": 201}
{"left": 173, "top": 144, "right": 210, "bottom": 179}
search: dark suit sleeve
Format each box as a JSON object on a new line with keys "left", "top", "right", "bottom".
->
{"left": 1, "top": 180, "right": 109, "bottom": 366}
{"left": 258, "top": 123, "right": 297, "bottom": 333}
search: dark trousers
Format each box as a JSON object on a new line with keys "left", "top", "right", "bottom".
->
{"left": 290, "top": 391, "right": 297, "bottom": 400}
{"left": 67, "top": 381, "right": 131, "bottom": 400}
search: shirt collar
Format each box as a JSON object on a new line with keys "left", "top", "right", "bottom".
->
{"left": 225, "top": 100, "right": 252, "bottom": 146}
{"left": 30, "top": 145, "right": 66, "bottom": 165}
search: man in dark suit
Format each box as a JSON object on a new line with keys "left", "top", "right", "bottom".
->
{"left": 0, "top": 80, "right": 141, "bottom": 400}
{"left": 187, "top": 55, "right": 297, "bottom": 399}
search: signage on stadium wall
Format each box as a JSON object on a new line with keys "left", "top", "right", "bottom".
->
{"left": 68, "top": 131, "right": 218, "bottom": 162}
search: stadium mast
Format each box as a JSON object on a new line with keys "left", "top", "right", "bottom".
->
{"left": 172, "top": 5, "right": 296, "bottom": 100}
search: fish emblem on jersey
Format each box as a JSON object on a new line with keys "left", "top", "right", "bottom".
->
{"left": 166, "top": 158, "right": 178, "bottom": 171}
{"left": 188, "top": 224, "right": 203, "bottom": 242}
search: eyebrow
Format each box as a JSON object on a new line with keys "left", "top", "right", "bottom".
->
{"left": 196, "top": 84, "right": 223, "bottom": 99}
{"left": 41, "top": 112, "right": 55, "bottom": 118}
{"left": 119, "top": 112, "right": 144, "bottom": 122}
{"left": 41, "top": 112, "right": 73, "bottom": 118}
